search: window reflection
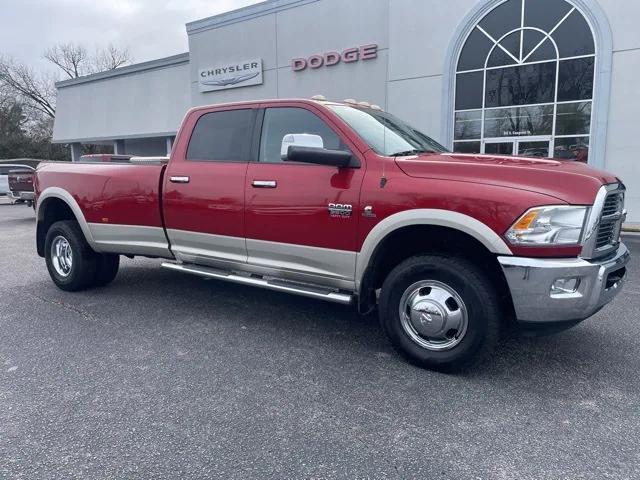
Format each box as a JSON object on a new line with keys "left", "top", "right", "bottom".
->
{"left": 484, "top": 105, "right": 554, "bottom": 138}
{"left": 485, "top": 62, "right": 556, "bottom": 108}
{"left": 454, "top": 110, "right": 482, "bottom": 140}
{"left": 553, "top": 137, "right": 589, "bottom": 163}
{"left": 556, "top": 102, "right": 592, "bottom": 136}
{"left": 453, "top": 0, "right": 596, "bottom": 163}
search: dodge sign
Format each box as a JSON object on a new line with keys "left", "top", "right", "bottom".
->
{"left": 199, "top": 59, "right": 263, "bottom": 92}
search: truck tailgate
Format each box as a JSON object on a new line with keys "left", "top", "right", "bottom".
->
{"left": 9, "top": 169, "right": 34, "bottom": 193}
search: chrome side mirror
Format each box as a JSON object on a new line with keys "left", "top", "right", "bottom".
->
{"left": 280, "top": 134, "right": 324, "bottom": 159}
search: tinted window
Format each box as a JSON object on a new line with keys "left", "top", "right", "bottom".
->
{"left": 524, "top": 0, "right": 572, "bottom": 33}
{"left": 479, "top": 0, "right": 522, "bottom": 41}
{"left": 485, "top": 62, "right": 556, "bottom": 108}
{"left": 556, "top": 102, "right": 592, "bottom": 136}
{"left": 187, "top": 109, "right": 254, "bottom": 161}
{"left": 455, "top": 71, "right": 484, "bottom": 110}
{"left": 484, "top": 105, "right": 554, "bottom": 138}
{"left": 552, "top": 10, "right": 595, "bottom": 57}
{"left": 553, "top": 136, "right": 589, "bottom": 163}
{"left": 455, "top": 110, "right": 482, "bottom": 140}
{"left": 487, "top": 32, "right": 520, "bottom": 67}
{"left": 453, "top": 141, "right": 481, "bottom": 154}
{"left": 259, "top": 108, "right": 344, "bottom": 163}
{"left": 457, "top": 28, "right": 495, "bottom": 71}
{"left": 558, "top": 57, "right": 594, "bottom": 101}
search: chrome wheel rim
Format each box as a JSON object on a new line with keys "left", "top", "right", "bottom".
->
{"left": 399, "top": 280, "right": 468, "bottom": 351}
{"left": 51, "top": 236, "right": 73, "bottom": 277}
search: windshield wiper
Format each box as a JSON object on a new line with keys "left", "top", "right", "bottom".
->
{"left": 391, "top": 149, "right": 432, "bottom": 157}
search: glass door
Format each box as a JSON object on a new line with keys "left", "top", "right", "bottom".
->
{"left": 482, "top": 138, "right": 551, "bottom": 157}
{"left": 516, "top": 139, "right": 551, "bottom": 158}
{"left": 483, "top": 140, "right": 514, "bottom": 155}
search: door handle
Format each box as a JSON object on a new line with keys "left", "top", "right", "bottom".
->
{"left": 170, "top": 176, "right": 190, "bottom": 184}
{"left": 252, "top": 180, "right": 277, "bottom": 188}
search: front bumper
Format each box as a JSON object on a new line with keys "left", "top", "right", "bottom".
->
{"left": 498, "top": 243, "right": 630, "bottom": 324}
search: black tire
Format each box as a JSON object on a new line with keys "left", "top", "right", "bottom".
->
{"left": 379, "top": 255, "right": 501, "bottom": 372}
{"left": 44, "top": 220, "right": 98, "bottom": 292}
{"left": 95, "top": 254, "right": 120, "bottom": 287}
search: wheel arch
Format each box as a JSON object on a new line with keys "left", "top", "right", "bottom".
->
{"left": 36, "top": 187, "right": 97, "bottom": 257}
{"left": 355, "top": 210, "right": 514, "bottom": 315}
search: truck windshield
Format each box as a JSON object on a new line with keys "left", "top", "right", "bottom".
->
{"left": 328, "top": 105, "right": 448, "bottom": 156}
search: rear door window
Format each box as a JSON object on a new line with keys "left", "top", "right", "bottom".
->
{"left": 187, "top": 109, "right": 255, "bottom": 161}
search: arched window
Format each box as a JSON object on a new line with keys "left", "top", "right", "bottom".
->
{"left": 453, "top": 0, "right": 595, "bottom": 162}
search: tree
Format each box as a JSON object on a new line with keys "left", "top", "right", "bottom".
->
{"left": 0, "top": 56, "right": 56, "bottom": 119}
{"left": 0, "top": 43, "right": 131, "bottom": 160}
{"left": 44, "top": 42, "right": 131, "bottom": 79}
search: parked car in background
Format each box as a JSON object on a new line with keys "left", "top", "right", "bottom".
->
{"left": 33, "top": 98, "right": 629, "bottom": 371}
{"left": 8, "top": 166, "right": 36, "bottom": 207}
{"left": 1, "top": 164, "right": 35, "bottom": 203}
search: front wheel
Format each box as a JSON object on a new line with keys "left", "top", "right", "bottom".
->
{"left": 379, "top": 255, "right": 501, "bottom": 372}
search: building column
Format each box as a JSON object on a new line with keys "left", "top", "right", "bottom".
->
{"left": 70, "top": 143, "right": 82, "bottom": 162}
{"left": 114, "top": 140, "right": 125, "bottom": 155}
{"left": 165, "top": 136, "right": 173, "bottom": 156}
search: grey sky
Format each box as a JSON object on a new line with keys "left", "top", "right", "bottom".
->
{"left": 1, "top": 0, "right": 260, "bottom": 75}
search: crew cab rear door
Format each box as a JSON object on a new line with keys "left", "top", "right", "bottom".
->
{"left": 244, "top": 103, "right": 366, "bottom": 289}
{"left": 163, "top": 106, "right": 258, "bottom": 267}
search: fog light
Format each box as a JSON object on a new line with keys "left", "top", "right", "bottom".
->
{"left": 551, "top": 277, "right": 581, "bottom": 295}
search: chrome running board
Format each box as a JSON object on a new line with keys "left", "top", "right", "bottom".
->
{"left": 161, "top": 261, "right": 353, "bottom": 305}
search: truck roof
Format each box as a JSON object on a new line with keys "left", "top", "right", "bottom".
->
{"left": 185, "top": 98, "right": 359, "bottom": 116}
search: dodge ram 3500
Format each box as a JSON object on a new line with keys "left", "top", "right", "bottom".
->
{"left": 34, "top": 99, "right": 630, "bottom": 371}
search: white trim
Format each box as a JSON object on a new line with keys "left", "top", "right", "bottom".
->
{"left": 355, "top": 209, "right": 513, "bottom": 288}
{"left": 37, "top": 187, "right": 98, "bottom": 250}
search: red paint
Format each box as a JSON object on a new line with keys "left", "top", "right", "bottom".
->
{"left": 35, "top": 99, "right": 620, "bottom": 260}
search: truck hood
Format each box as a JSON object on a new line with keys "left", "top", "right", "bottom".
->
{"left": 395, "top": 153, "right": 618, "bottom": 204}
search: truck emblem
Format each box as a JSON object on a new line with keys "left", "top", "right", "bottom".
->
{"left": 328, "top": 203, "right": 353, "bottom": 218}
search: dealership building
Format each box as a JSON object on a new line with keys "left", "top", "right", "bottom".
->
{"left": 52, "top": 0, "right": 640, "bottom": 223}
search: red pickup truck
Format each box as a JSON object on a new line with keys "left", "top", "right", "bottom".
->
{"left": 34, "top": 99, "right": 629, "bottom": 371}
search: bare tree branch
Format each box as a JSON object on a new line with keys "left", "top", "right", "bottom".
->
{"left": 0, "top": 56, "right": 56, "bottom": 119}
{"left": 44, "top": 42, "right": 132, "bottom": 79}
{"left": 92, "top": 44, "right": 132, "bottom": 72}
{"left": 44, "top": 43, "right": 89, "bottom": 79}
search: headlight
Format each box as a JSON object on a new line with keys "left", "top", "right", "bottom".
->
{"left": 506, "top": 206, "right": 588, "bottom": 246}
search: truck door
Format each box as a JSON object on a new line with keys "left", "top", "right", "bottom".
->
{"left": 163, "top": 106, "right": 258, "bottom": 268}
{"left": 244, "top": 104, "right": 365, "bottom": 289}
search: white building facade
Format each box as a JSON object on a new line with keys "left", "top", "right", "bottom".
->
{"left": 52, "top": 0, "right": 640, "bottom": 223}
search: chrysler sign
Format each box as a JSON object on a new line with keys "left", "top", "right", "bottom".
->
{"left": 199, "top": 58, "right": 263, "bottom": 92}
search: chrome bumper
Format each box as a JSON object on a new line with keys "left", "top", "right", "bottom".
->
{"left": 498, "top": 244, "right": 630, "bottom": 323}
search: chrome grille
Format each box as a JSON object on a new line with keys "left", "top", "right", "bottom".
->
{"left": 602, "top": 193, "right": 623, "bottom": 218}
{"left": 595, "top": 191, "right": 625, "bottom": 252}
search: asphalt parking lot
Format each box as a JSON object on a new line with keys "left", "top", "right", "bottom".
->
{"left": 1, "top": 200, "right": 639, "bottom": 480}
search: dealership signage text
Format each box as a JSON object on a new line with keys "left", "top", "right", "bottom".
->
{"left": 291, "top": 44, "right": 378, "bottom": 72}
{"left": 199, "top": 58, "right": 263, "bottom": 92}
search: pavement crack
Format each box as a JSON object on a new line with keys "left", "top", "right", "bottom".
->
{"left": 22, "top": 292, "right": 96, "bottom": 322}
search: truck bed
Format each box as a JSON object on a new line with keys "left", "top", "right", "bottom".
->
{"left": 36, "top": 160, "right": 167, "bottom": 228}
